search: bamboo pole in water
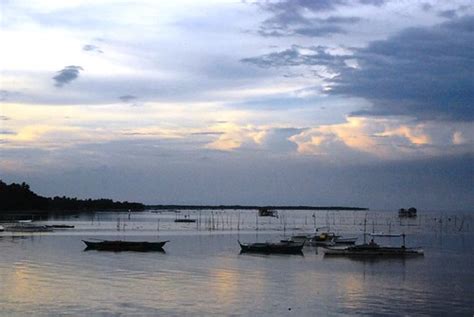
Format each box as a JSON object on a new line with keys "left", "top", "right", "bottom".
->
{"left": 256, "top": 212, "right": 259, "bottom": 231}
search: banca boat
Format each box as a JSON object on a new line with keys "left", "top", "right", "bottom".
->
{"left": 83, "top": 240, "right": 169, "bottom": 252}
{"left": 324, "top": 234, "right": 423, "bottom": 257}
{"left": 238, "top": 240, "right": 304, "bottom": 254}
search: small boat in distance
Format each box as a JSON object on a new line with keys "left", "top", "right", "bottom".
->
{"left": 174, "top": 213, "right": 196, "bottom": 223}
{"left": 174, "top": 218, "right": 196, "bottom": 223}
{"left": 238, "top": 240, "right": 304, "bottom": 254}
{"left": 258, "top": 208, "right": 278, "bottom": 218}
{"left": 370, "top": 232, "right": 402, "bottom": 237}
{"left": 399, "top": 207, "right": 417, "bottom": 217}
{"left": 45, "top": 224, "right": 75, "bottom": 229}
{"left": 83, "top": 240, "right": 169, "bottom": 252}
{"left": 5, "top": 224, "right": 53, "bottom": 232}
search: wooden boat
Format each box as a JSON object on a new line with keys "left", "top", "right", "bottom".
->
{"left": 369, "top": 232, "right": 401, "bottom": 237}
{"left": 334, "top": 236, "right": 357, "bottom": 245}
{"left": 399, "top": 207, "right": 417, "bottom": 217}
{"left": 289, "top": 234, "right": 312, "bottom": 243}
{"left": 324, "top": 244, "right": 424, "bottom": 257}
{"left": 324, "top": 234, "right": 423, "bottom": 257}
{"left": 174, "top": 218, "right": 196, "bottom": 223}
{"left": 45, "top": 224, "right": 75, "bottom": 229}
{"left": 308, "top": 232, "right": 336, "bottom": 246}
{"left": 83, "top": 240, "right": 169, "bottom": 252}
{"left": 238, "top": 240, "right": 304, "bottom": 254}
{"left": 5, "top": 224, "right": 53, "bottom": 232}
{"left": 174, "top": 213, "right": 196, "bottom": 223}
{"left": 289, "top": 232, "right": 337, "bottom": 246}
{"left": 258, "top": 208, "right": 278, "bottom": 218}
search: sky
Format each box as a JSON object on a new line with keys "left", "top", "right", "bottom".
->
{"left": 0, "top": 0, "right": 473, "bottom": 210}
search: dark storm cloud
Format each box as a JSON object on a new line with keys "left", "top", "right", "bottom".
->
{"left": 83, "top": 44, "right": 103, "bottom": 53}
{"left": 334, "top": 16, "right": 474, "bottom": 121}
{"left": 257, "top": 0, "right": 382, "bottom": 37}
{"left": 53, "top": 66, "right": 84, "bottom": 87}
{"left": 244, "top": 16, "right": 474, "bottom": 121}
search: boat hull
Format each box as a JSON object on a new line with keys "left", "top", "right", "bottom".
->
{"left": 5, "top": 225, "right": 53, "bottom": 232}
{"left": 334, "top": 237, "right": 357, "bottom": 245}
{"left": 324, "top": 246, "right": 424, "bottom": 257}
{"left": 83, "top": 240, "right": 168, "bottom": 252}
{"left": 239, "top": 241, "right": 304, "bottom": 254}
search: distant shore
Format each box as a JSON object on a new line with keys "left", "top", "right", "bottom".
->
{"left": 0, "top": 205, "right": 368, "bottom": 217}
{"left": 145, "top": 205, "right": 368, "bottom": 211}
{"left": 1, "top": 180, "right": 368, "bottom": 217}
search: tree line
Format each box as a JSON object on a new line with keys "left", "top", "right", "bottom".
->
{"left": 0, "top": 180, "right": 145, "bottom": 212}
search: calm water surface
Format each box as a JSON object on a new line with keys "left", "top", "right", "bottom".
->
{"left": 1, "top": 209, "right": 473, "bottom": 316}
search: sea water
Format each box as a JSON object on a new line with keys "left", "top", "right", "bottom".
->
{"left": 0, "top": 209, "right": 473, "bottom": 316}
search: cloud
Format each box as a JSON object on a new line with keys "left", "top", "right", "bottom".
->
{"left": 438, "top": 9, "right": 458, "bottom": 19}
{"left": 0, "top": 90, "right": 23, "bottom": 102}
{"left": 52, "top": 65, "right": 84, "bottom": 87}
{"left": 256, "top": 0, "right": 383, "bottom": 37}
{"left": 119, "top": 95, "right": 138, "bottom": 102}
{"left": 0, "top": 90, "right": 8, "bottom": 101}
{"left": 258, "top": 0, "right": 386, "bottom": 14}
{"left": 0, "top": 130, "right": 16, "bottom": 135}
{"left": 244, "top": 15, "right": 474, "bottom": 122}
{"left": 0, "top": 116, "right": 10, "bottom": 121}
{"left": 83, "top": 44, "right": 103, "bottom": 53}
{"left": 259, "top": 14, "right": 361, "bottom": 37}
{"left": 289, "top": 116, "right": 474, "bottom": 160}
{"left": 191, "top": 131, "right": 225, "bottom": 136}
{"left": 205, "top": 123, "right": 267, "bottom": 151}
{"left": 241, "top": 45, "right": 346, "bottom": 69}
{"left": 334, "top": 16, "right": 474, "bottom": 121}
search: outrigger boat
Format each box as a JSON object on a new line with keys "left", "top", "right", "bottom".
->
{"left": 5, "top": 224, "right": 53, "bottom": 232}
{"left": 238, "top": 240, "right": 304, "bottom": 254}
{"left": 83, "top": 240, "right": 169, "bottom": 252}
{"left": 324, "top": 223, "right": 423, "bottom": 257}
{"left": 289, "top": 227, "right": 357, "bottom": 246}
{"left": 323, "top": 240, "right": 424, "bottom": 257}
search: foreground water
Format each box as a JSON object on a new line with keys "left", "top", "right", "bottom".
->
{"left": 1, "top": 209, "right": 473, "bottom": 316}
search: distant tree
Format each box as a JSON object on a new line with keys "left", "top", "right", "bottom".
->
{"left": 0, "top": 180, "right": 145, "bottom": 212}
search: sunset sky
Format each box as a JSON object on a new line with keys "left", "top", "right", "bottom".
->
{"left": 1, "top": 0, "right": 473, "bottom": 210}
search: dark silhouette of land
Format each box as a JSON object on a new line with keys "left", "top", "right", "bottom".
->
{"left": 146, "top": 205, "right": 368, "bottom": 211}
{"left": 0, "top": 180, "right": 145, "bottom": 213}
{"left": 0, "top": 180, "right": 368, "bottom": 214}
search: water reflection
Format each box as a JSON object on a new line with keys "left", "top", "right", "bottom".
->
{"left": 0, "top": 210, "right": 473, "bottom": 316}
